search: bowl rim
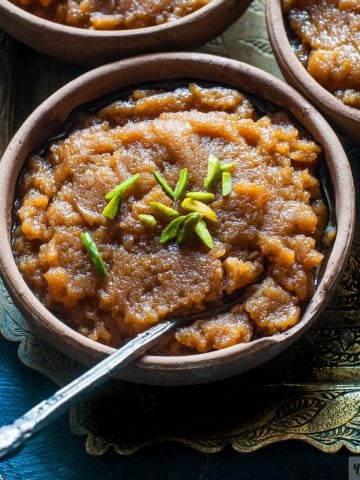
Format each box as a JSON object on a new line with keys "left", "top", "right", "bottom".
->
{"left": 0, "top": 52, "right": 355, "bottom": 376}
{"left": 1, "top": 0, "right": 234, "bottom": 37}
{"left": 266, "top": 0, "right": 360, "bottom": 124}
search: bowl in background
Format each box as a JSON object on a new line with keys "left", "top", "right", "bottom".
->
{"left": 266, "top": 0, "right": 360, "bottom": 141}
{"left": 0, "top": 53, "right": 355, "bottom": 385}
{"left": 0, "top": 0, "right": 252, "bottom": 65}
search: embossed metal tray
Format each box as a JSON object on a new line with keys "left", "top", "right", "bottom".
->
{"left": 1, "top": 0, "right": 359, "bottom": 455}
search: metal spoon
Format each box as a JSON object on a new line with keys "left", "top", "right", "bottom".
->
{"left": 0, "top": 297, "right": 240, "bottom": 459}
{"left": 0, "top": 318, "right": 180, "bottom": 459}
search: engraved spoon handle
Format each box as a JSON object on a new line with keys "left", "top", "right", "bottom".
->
{"left": 0, "top": 318, "right": 179, "bottom": 459}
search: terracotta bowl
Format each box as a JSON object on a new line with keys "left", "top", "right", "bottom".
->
{"left": 0, "top": 0, "right": 252, "bottom": 65}
{"left": 266, "top": 0, "right": 360, "bottom": 141}
{"left": 0, "top": 53, "right": 355, "bottom": 386}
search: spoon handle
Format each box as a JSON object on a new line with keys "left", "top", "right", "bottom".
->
{"left": 0, "top": 318, "right": 178, "bottom": 459}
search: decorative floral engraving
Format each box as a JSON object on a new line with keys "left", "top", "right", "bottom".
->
{"left": 66, "top": 386, "right": 360, "bottom": 455}
{"left": 325, "top": 242, "right": 360, "bottom": 322}
{"left": 307, "top": 328, "right": 360, "bottom": 368}
{"left": 230, "top": 389, "right": 360, "bottom": 452}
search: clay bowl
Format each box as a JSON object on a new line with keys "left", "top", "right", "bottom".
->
{"left": 266, "top": 0, "right": 360, "bottom": 141}
{"left": 0, "top": 53, "right": 355, "bottom": 386}
{"left": 0, "top": 0, "right": 252, "bottom": 65}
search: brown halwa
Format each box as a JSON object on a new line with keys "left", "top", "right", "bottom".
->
{"left": 11, "top": 0, "right": 210, "bottom": 30}
{"left": 284, "top": 0, "right": 360, "bottom": 108}
{"left": 14, "top": 84, "right": 327, "bottom": 354}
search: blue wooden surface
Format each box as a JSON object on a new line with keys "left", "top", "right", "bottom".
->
{"left": 0, "top": 334, "right": 351, "bottom": 479}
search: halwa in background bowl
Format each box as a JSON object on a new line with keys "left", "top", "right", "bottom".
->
{"left": 0, "top": 0, "right": 252, "bottom": 65}
{"left": 266, "top": 0, "right": 360, "bottom": 141}
{"left": 0, "top": 53, "right": 355, "bottom": 385}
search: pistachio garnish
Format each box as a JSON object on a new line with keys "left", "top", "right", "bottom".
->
{"left": 176, "top": 212, "right": 202, "bottom": 244}
{"left": 150, "top": 201, "right": 179, "bottom": 219}
{"left": 221, "top": 162, "right": 236, "bottom": 172}
{"left": 160, "top": 216, "right": 186, "bottom": 244}
{"left": 173, "top": 168, "right": 189, "bottom": 201}
{"left": 194, "top": 220, "right": 214, "bottom": 249}
{"left": 181, "top": 197, "right": 217, "bottom": 222}
{"left": 102, "top": 193, "right": 121, "bottom": 220}
{"left": 185, "top": 192, "right": 215, "bottom": 203}
{"left": 103, "top": 174, "right": 139, "bottom": 219}
{"left": 221, "top": 172, "right": 232, "bottom": 197}
{"left": 80, "top": 231, "right": 107, "bottom": 277}
{"left": 138, "top": 214, "right": 157, "bottom": 227}
{"left": 105, "top": 174, "right": 139, "bottom": 200}
{"left": 153, "top": 171, "right": 174, "bottom": 199}
{"left": 101, "top": 164, "right": 220, "bottom": 250}
{"left": 204, "top": 153, "right": 221, "bottom": 190}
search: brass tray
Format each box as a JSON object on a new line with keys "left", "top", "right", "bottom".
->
{"left": 0, "top": 0, "right": 359, "bottom": 455}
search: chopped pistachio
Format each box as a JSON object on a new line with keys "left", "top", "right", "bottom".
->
{"left": 181, "top": 197, "right": 217, "bottom": 222}
{"left": 194, "top": 220, "right": 214, "bottom": 249}
{"left": 150, "top": 201, "right": 179, "bottom": 219}
{"left": 160, "top": 216, "right": 186, "bottom": 244}
{"left": 102, "top": 193, "right": 121, "bottom": 220}
{"left": 80, "top": 231, "right": 107, "bottom": 277}
{"left": 221, "top": 162, "right": 236, "bottom": 172}
{"left": 105, "top": 174, "right": 139, "bottom": 200}
{"left": 222, "top": 172, "right": 232, "bottom": 197}
{"left": 173, "top": 168, "right": 189, "bottom": 201}
{"left": 185, "top": 191, "right": 215, "bottom": 203}
{"left": 153, "top": 171, "right": 174, "bottom": 199}
{"left": 204, "top": 153, "right": 221, "bottom": 190}
{"left": 138, "top": 214, "right": 157, "bottom": 228}
{"left": 176, "top": 212, "right": 202, "bottom": 244}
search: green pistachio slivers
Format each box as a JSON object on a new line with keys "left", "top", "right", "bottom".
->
{"left": 102, "top": 193, "right": 121, "bottom": 220}
{"left": 160, "top": 216, "right": 186, "bottom": 244}
{"left": 80, "top": 231, "right": 107, "bottom": 277}
{"left": 185, "top": 191, "right": 215, "bottom": 203}
{"left": 222, "top": 172, "right": 232, "bottom": 197}
{"left": 181, "top": 197, "right": 217, "bottom": 222}
{"left": 173, "top": 168, "right": 189, "bottom": 201}
{"left": 204, "top": 153, "right": 221, "bottom": 190}
{"left": 105, "top": 174, "right": 139, "bottom": 200}
{"left": 138, "top": 214, "right": 157, "bottom": 227}
{"left": 153, "top": 171, "right": 174, "bottom": 199}
{"left": 221, "top": 162, "right": 236, "bottom": 172}
{"left": 194, "top": 220, "right": 214, "bottom": 249}
{"left": 150, "top": 201, "right": 179, "bottom": 219}
{"left": 176, "top": 212, "right": 202, "bottom": 244}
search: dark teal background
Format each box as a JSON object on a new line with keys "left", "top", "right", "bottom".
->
{"left": 0, "top": 334, "right": 351, "bottom": 479}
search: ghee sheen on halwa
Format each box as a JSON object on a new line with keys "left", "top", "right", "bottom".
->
{"left": 14, "top": 84, "right": 327, "bottom": 354}
{"left": 284, "top": 0, "right": 360, "bottom": 108}
{"left": 11, "top": 0, "right": 210, "bottom": 30}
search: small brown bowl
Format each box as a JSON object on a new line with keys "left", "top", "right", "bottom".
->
{"left": 0, "top": 53, "right": 355, "bottom": 386}
{"left": 266, "top": 0, "right": 360, "bottom": 141}
{"left": 0, "top": 0, "right": 252, "bottom": 65}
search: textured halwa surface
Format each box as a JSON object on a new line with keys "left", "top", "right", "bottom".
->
{"left": 11, "top": 0, "right": 210, "bottom": 30}
{"left": 14, "top": 84, "right": 326, "bottom": 354}
{"left": 284, "top": 0, "right": 360, "bottom": 108}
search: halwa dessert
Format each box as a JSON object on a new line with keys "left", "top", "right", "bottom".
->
{"left": 11, "top": 0, "right": 210, "bottom": 30}
{"left": 284, "top": 0, "right": 360, "bottom": 108}
{"left": 13, "top": 84, "right": 327, "bottom": 354}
